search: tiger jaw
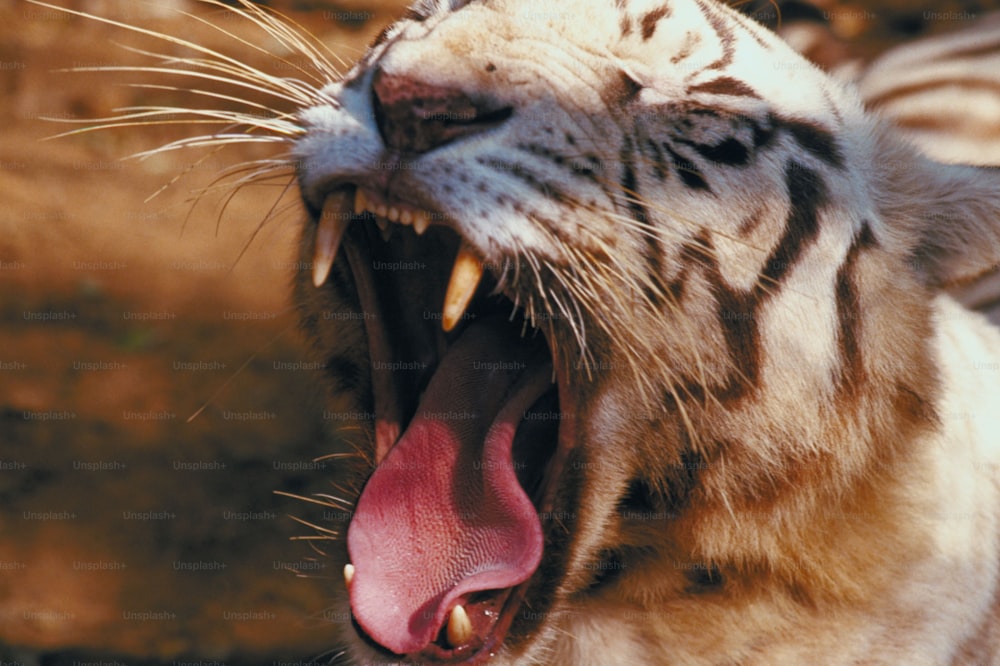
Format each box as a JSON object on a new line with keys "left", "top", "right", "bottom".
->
{"left": 313, "top": 187, "right": 484, "bottom": 334}
{"left": 308, "top": 184, "right": 579, "bottom": 661}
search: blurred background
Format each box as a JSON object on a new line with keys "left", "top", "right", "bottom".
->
{"left": 0, "top": 0, "right": 997, "bottom": 664}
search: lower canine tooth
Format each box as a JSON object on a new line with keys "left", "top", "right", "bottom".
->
{"left": 343, "top": 563, "right": 355, "bottom": 588}
{"left": 442, "top": 243, "right": 483, "bottom": 332}
{"left": 446, "top": 604, "right": 473, "bottom": 647}
{"left": 377, "top": 219, "right": 392, "bottom": 242}
{"left": 313, "top": 197, "right": 349, "bottom": 288}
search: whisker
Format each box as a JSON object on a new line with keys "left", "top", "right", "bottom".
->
{"left": 121, "top": 82, "right": 291, "bottom": 117}
{"left": 61, "top": 63, "right": 314, "bottom": 107}
{"left": 186, "top": 319, "right": 298, "bottom": 424}
{"left": 226, "top": 176, "right": 298, "bottom": 270}
{"left": 199, "top": 0, "right": 345, "bottom": 81}
{"left": 28, "top": 0, "right": 327, "bottom": 106}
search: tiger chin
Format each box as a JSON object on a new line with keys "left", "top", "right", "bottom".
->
{"left": 286, "top": 0, "right": 1000, "bottom": 663}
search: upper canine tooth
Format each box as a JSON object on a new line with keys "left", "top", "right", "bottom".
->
{"left": 442, "top": 243, "right": 483, "bottom": 332}
{"left": 313, "top": 197, "right": 349, "bottom": 288}
{"left": 446, "top": 604, "right": 473, "bottom": 647}
{"left": 353, "top": 189, "right": 367, "bottom": 215}
{"left": 413, "top": 211, "right": 431, "bottom": 235}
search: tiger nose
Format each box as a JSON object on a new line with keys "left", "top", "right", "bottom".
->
{"left": 371, "top": 69, "right": 512, "bottom": 155}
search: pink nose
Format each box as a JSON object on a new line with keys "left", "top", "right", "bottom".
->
{"left": 371, "top": 69, "right": 512, "bottom": 154}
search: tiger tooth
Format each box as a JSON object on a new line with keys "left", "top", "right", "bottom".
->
{"left": 413, "top": 211, "right": 430, "bottom": 235}
{"left": 343, "top": 563, "right": 355, "bottom": 588}
{"left": 375, "top": 203, "right": 388, "bottom": 219}
{"left": 354, "top": 189, "right": 366, "bottom": 215}
{"left": 442, "top": 243, "right": 483, "bottom": 332}
{"left": 446, "top": 604, "right": 473, "bottom": 647}
{"left": 312, "top": 197, "right": 348, "bottom": 288}
{"left": 399, "top": 208, "right": 414, "bottom": 226}
{"left": 387, "top": 206, "right": 401, "bottom": 223}
{"left": 377, "top": 218, "right": 392, "bottom": 242}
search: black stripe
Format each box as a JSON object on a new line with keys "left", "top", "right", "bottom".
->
{"left": 661, "top": 233, "right": 761, "bottom": 409}
{"left": 685, "top": 137, "right": 750, "bottom": 166}
{"left": 737, "top": 207, "right": 765, "bottom": 237}
{"left": 777, "top": 116, "right": 844, "bottom": 169}
{"left": 834, "top": 223, "right": 877, "bottom": 399}
{"left": 665, "top": 237, "right": 708, "bottom": 303}
{"left": 688, "top": 77, "right": 760, "bottom": 99}
{"left": 663, "top": 164, "right": 830, "bottom": 410}
{"left": 713, "top": 279, "right": 760, "bottom": 401}
{"left": 694, "top": 0, "right": 735, "bottom": 69}
{"left": 641, "top": 5, "right": 671, "bottom": 40}
{"left": 759, "top": 162, "right": 826, "bottom": 288}
{"left": 751, "top": 117, "right": 776, "bottom": 149}
{"left": 643, "top": 137, "right": 670, "bottom": 180}
{"left": 663, "top": 144, "right": 711, "bottom": 191}
{"left": 621, "top": 139, "right": 666, "bottom": 306}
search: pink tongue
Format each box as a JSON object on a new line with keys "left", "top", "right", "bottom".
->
{"left": 347, "top": 322, "right": 550, "bottom": 655}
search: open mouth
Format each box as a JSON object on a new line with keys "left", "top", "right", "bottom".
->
{"left": 311, "top": 186, "right": 575, "bottom": 663}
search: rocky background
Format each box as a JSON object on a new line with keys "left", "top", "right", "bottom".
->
{"left": 0, "top": 1, "right": 997, "bottom": 664}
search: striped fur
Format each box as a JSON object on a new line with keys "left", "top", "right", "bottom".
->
{"left": 288, "top": 1, "right": 1000, "bottom": 663}
{"left": 286, "top": 0, "right": 1000, "bottom": 665}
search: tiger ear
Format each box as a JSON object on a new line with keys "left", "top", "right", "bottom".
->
{"left": 875, "top": 129, "right": 1000, "bottom": 290}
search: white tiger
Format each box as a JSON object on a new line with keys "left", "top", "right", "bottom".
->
{"left": 38, "top": 0, "right": 1000, "bottom": 663}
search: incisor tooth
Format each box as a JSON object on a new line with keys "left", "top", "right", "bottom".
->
{"left": 446, "top": 604, "right": 473, "bottom": 647}
{"left": 343, "top": 563, "right": 355, "bottom": 588}
{"left": 399, "top": 209, "right": 413, "bottom": 226}
{"left": 442, "top": 243, "right": 483, "bottom": 332}
{"left": 313, "top": 197, "right": 348, "bottom": 288}
{"left": 353, "top": 189, "right": 366, "bottom": 215}
{"left": 387, "top": 206, "right": 400, "bottom": 223}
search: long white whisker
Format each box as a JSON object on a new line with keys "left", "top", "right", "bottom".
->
{"left": 130, "top": 134, "right": 290, "bottom": 160}
{"left": 117, "top": 106, "right": 300, "bottom": 134}
{"left": 121, "top": 81, "right": 290, "bottom": 117}
{"left": 199, "top": 0, "right": 344, "bottom": 81}
{"left": 108, "top": 40, "right": 317, "bottom": 106}
{"left": 62, "top": 64, "right": 313, "bottom": 107}
{"left": 27, "top": 0, "right": 326, "bottom": 106}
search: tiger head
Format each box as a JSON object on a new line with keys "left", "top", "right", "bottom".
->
{"left": 292, "top": 0, "right": 1000, "bottom": 663}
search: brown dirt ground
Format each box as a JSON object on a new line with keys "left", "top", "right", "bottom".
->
{"left": 0, "top": 1, "right": 996, "bottom": 664}
{"left": 0, "top": 1, "right": 406, "bottom": 663}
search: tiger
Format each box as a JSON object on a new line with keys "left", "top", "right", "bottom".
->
{"left": 36, "top": 0, "right": 1000, "bottom": 663}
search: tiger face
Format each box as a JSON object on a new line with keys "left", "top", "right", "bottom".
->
{"left": 291, "top": 0, "right": 1000, "bottom": 663}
